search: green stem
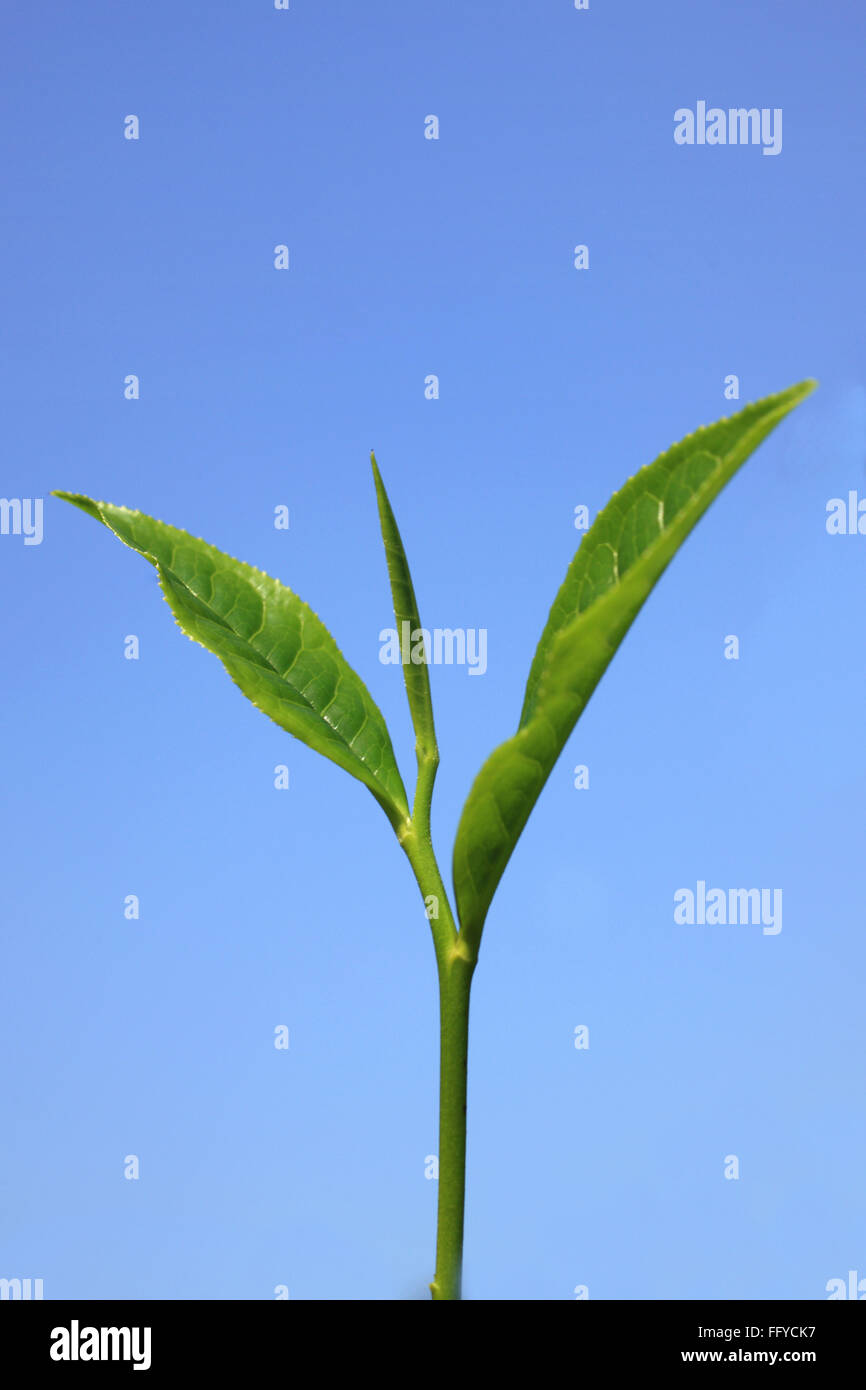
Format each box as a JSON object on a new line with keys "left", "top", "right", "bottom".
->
{"left": 430, "top": 944, "right": 475, "bottom": 1300}
{"left": 400, "top": 756, "right": 477, "bottom": 1301}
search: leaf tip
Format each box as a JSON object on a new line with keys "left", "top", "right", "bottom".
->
{"left": 51, "top": 491, "right": 105, "bottom": 523}
{"left": 762, "top": 377, "right": 818, "bottom": 427}
{"left": 789, "top": 377, "right": 818, "bottom": 401}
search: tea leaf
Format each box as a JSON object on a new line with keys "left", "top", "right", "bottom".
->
{"left": 452, "top": 380, "right": 817, "bottom": 951}
{"left": 370, "top": 453, "right": 438, "bottom": 767}
{"left": 53, "top": 494, "right": 411, "bottom": 833}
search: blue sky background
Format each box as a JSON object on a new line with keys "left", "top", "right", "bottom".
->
{"left": 2, "top": 1, "right": 864, "bottom": 1300}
